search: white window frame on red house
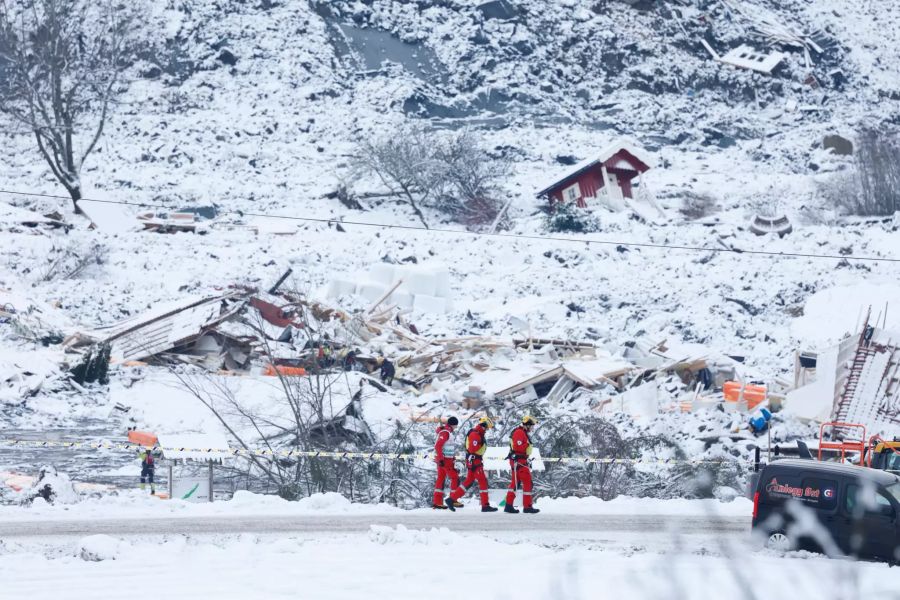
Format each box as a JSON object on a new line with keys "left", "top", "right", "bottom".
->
{"left": 562, "top": 182, "right": 581, "bottom": 203}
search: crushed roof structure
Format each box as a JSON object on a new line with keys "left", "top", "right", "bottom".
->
{"left": 90, "top": 293, "right": 245, "bottom": 362}
{"left": 785, "top": 314, "right": 900, "bottom": 437}
{"left": 831, "top": 323, "right": 900, "bottom": 436}
{"left": 489, "top": 355, "right": 635, "bottom": 399}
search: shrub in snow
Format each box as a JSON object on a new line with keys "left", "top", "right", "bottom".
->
{"left": 545, "top": 202, "right": 600, "bottom": 233}
{"left": 77, "top": 535, "right": 120, "bottom": 562}
{"left": 23, "top": 466, "right": 79, "bottom": 505}
{"left": 37, "top": 241, "right": 109, "bottom": 282}
{"left": 678, "top": 191, "right": 719, "bottom": 220}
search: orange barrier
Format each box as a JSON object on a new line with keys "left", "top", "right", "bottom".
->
{"left": 127, "top": 430, "right": 159, "bottom": 447}
{"left": 723, "top": 381, "right": 767, "bottom": 410}
{"left": 263, "top": 364, "right": 307, "bottom": 377}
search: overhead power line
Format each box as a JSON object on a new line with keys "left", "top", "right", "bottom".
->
{"left": 1, "top": 187, "right": 897, "bottom": 264}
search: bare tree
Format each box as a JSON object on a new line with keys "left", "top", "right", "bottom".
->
{"left": 855, "top": 128, "right": 900, "bottom": 216}
{"left": 820, "top": 128, "right": 900, "bottom": 217}
{"left": 357, "top": 126, "right": 439, "bottom": 229}
{"left": 166, "top": 291, "right": 435, "bottom": 503}
{"left": 432, "top": 129, "right": 511, "bottom": 229}
{"left": 356, "top": 126, "right": 511, "bottom": 230}
{"left": 0, "top": 0, "right": 135, "bottom": 214}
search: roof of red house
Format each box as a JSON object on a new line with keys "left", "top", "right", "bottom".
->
{"left": 536, "top": 139, "right": 652, "bottom": 197}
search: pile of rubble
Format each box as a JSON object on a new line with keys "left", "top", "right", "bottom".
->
{"left": 0, "top": 201, "right": 69, "bottom": 234}
{"left": 46, "top": 271, "right": 760, "bottom": 419}
{"left": 1, "top": 261, "right": 783, "bottom": 433}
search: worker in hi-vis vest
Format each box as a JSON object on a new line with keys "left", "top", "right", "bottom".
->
{"left": 432, "top": 416, "right": 463, "bottom": 509}
{"left": 446, "top": 417, "right": 498, "bottom": 512}
{"left": 504, "top": 415, "right": 539, "bottom": 514}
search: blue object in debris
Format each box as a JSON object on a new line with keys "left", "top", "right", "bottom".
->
{"left": 749, "top": 407, "right": 772, "bottom": 433}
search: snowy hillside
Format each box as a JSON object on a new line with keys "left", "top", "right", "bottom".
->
{"left": 1, "top": 0, "right": 900, "bottom": 498}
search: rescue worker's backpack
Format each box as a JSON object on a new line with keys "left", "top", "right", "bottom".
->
{"left": 465, "top": 426, "right": 486, "bottom": 459}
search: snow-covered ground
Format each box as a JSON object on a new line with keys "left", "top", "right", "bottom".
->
{"left": 3, "top": 493, "right": 896, "bottom": 600}
{"left": 7, "top": 531, "right": 899, "bottom": 600}
{"left": 2, "top": 518, "right": 899, "bottom": 600}
{"left": 0, "top": 489, "right": 752, "bottom": 522}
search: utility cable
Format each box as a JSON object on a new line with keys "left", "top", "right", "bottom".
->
{"left": 1, "top": 187, "right": 897, "bottom": 263}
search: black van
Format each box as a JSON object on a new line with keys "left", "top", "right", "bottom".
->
{"left": 752, "top": 459, "right": 900, "bottom": 561}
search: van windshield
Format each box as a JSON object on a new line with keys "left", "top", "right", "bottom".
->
{"left": 884, "top": 453, "right": 900, "bottom": 473}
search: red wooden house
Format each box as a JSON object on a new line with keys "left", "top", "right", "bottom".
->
{"left": 537, "top": 140, "right": 652, "bottom": 208}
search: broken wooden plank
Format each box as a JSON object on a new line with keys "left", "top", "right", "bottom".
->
{"left": 366, "top": 279, "right": 403, "bottom": 315}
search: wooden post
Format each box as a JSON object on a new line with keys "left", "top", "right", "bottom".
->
{"left": 489, "top": 197, "right": 514, "bottom": 234}
{"left": 208, "top": 462, "right": 214, "bottom": 503}
{"left": 168, "top": 464, "right": 173, "bottom": 500}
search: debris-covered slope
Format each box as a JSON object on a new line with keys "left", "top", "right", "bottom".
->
{"left": 1, "top": 0, "right": 899, "bottom": 497}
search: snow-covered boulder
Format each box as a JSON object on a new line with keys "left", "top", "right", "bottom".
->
{"left": 77, "top": 535, "right": 121, "bottom": 562}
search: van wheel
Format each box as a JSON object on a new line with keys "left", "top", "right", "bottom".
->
{"left": 766, "top": 532, "right": 791, "bottom": 552}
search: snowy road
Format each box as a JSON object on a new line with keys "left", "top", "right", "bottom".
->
{"left": 0, "top": 512, "right": 748, "bottom": 538}
{"left": 5, "top": 496, "right": 896, "bottom": 600}
{"left": 3, "top": 514, "right": 897, "bottom": 600}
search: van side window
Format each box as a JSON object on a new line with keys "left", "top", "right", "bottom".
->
{"left": 846, "top": 485, "right": 896, "bottom": 517}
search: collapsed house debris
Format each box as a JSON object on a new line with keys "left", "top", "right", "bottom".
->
{"left": 477, "top": 353, "right": 633, "bottom": 405}
{"left": 48, "top": 274, "right": 768, "bottom": 424}
{"left": 6, "top": 259, "right": 779, "bottom": 441}
{"left": 721, "top": 0, "right": 825, "bottom": 70}
{"left": 138, "top": 211, "right": 203, "bottom": 234}
{"left": 786, "top": 310, "right": 900, "bottom": 437}
{"left": 701, "top": 41, "right": 786, "bottom": 75}
{"left": 76, "top": 293, "right": 247, "bottom": 363}
{"left": 0, "top": 202, "right": 69, "bottom": 232}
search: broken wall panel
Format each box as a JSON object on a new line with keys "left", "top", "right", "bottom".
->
{"left": 94, "top": 293, "right": 245, "bottom": 362}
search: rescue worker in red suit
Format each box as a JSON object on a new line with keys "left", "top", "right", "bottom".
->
{"left": 504, "top": 415, "right": 540, "bottom": 514}
{"left": 445, "top": 417, "right": 498, "bottom": 512}
{"left": 432, "top": 416, "right": 464, "bottom": 509}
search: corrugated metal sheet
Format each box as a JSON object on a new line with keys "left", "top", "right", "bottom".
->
{"left": 94, "top": 293, "right": 244, "bottom": 361}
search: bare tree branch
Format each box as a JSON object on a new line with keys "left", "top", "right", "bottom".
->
{"left": 0, "top": 0, "right": 137, "bottom": 213}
